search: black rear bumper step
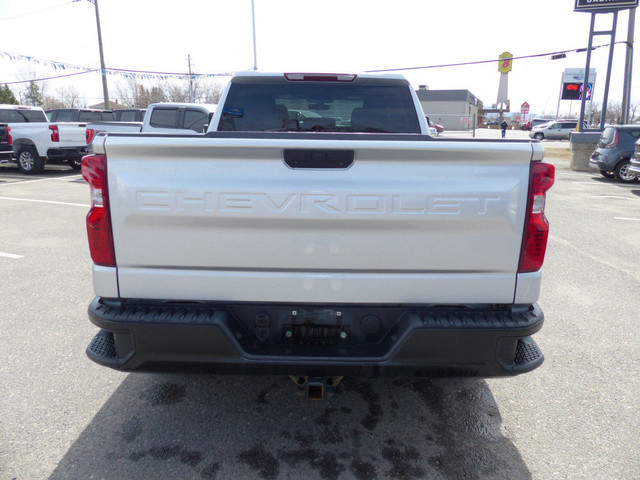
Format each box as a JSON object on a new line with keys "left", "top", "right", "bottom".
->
{"left": 86, "top": 298, "right": 545, "bottom": 377}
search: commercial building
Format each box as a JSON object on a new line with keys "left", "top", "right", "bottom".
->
{"left": 416, "top": 86, "right": 483, "bottom": 130}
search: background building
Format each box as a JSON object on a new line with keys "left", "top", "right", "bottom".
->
{"left": 416, "top": 86, "right": 483, "bottom": 130}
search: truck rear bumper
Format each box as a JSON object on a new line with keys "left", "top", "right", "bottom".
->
{"left": 0, "top": 149, "right": 12, "bottom": 163}
{"left": 47, "top": 146, "right": 89, "bottom": 159}
{"left": 86, "top": 297, "right": 545, "bottom": 378}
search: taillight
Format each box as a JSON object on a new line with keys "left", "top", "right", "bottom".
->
{"left": 284, "top": 73, "right": 357, "bottom": 82}
{"left": 81, "top": 154, "right": 116, "bottom": 267}
{"left": 86, "top": 128, "right": 95, "bottom": 145}
{"left": 604, "top": 130, "right": 619, "bottom": 148}
{"left": 49, "top": 125, "right": 60, "bottom": 142}
{"left": 7, "top": 126, "right": 11, "bottom": 145}
{"left": 518, "top": 162, "right": 555, "bottom": 273}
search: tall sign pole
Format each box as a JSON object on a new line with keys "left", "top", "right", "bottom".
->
{"left": 578, "top": 13, "right": 596, "bottom": 131}
{"left": 574, "top": 0, "right": 638, "bottom": 130}
{"left": 621, "top": 8, "right": 636, "bottom": 123}
{"left": 600, "top": 11, "right": 619, "bottom": 130}
{"left": 93, "top": 0, "right": 109, "bottom": 109}
{"left": 496, "top": 52, "right": 513, "bottom": 120}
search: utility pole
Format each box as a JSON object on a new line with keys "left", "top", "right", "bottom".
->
{"left": 622, "top": 8, "right": 636, "bottom": 124}
{"left": 93, "top": 0, "right": 109, "bottom": 109}
{"left": 187, "top": 54, "right": 195, "bottom": 103}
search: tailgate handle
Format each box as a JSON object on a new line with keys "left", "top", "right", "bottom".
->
{"left": 284, "top": 149, "right": 354, "bottom": 169}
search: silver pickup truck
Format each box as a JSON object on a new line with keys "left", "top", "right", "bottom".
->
{"left": 87, "top": 102, "right": 217, "bottom": 136}
{"left": 82, "top": 72, "right": 554, "bottom": 397}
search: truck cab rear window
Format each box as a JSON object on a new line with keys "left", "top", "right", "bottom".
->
{"left": 219, "top": 83, "right": 421, "bottom": 133}
{"left": 78, "top": 112, "right": 115, "bottom": 122}
{"left": 184, "top": 109, "right": 209, "bottom": 133}
{"left": 150, "top": 108, "right": 179, "bottom": 128}
{"left": 0, "top": 109, "right": 47, "bottom": 123}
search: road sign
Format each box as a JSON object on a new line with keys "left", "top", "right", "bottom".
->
{"left": 521, "top": 102, "right": 530, "bottom": 114}
{"left": 574, "top": 0, "right": 638, "bottom": 12}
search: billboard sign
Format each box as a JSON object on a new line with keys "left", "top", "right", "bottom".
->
{"left": 574, "top": 0, "right": 638, "bottom": 12}
{"left": 562, "top": 68, "right": 596, "bottom": 84}
{"left": 562, "top": 82, "right": 593, "bottom": 100}
{"left": 498, "top": 52, "right": 513, "bottom": 74}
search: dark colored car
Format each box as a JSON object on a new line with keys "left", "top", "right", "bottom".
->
{"left": 589, "top": 125, "right": 640, "bottom": 183}
{"left": 0, "top": 123, "right": 12, "bottom": 163}
{"left": 46, "top": 108, "right": 115, "bottom": 123}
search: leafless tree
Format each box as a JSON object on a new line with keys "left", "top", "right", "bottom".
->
{"left": 114, "top": 75, "right": 225, "bottom": 108}
{"left": 16, "top": 69, "right": 48, "bottom": 106}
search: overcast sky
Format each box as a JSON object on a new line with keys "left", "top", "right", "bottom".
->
{"left": 0, "top": 0, "right": 638, "bottom": 117}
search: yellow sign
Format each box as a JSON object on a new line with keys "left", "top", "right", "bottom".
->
{"left": 498, "top": 52, "right": 513, "bottom": 74}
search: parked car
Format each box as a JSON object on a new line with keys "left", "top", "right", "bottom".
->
{"left": 589, "top": 125, "right": 640, "bottom": 182}
{"left": 424, "top": 115, "right": 438, "bottom": 136}
{"left": 89, "top": 103, "right": 217, "bottom": 138}
{"left": 522, "top": 118, "right": 554, "bottom": 131}
{"left": 529, "top": 120, "right": 585, "bottom": 141}
{"left": 629, "top": 139, "right": 640, "bottom": 177}
{"left": 432, "top": 120, "right": 444, "bottom": 134}
{"left": 0, "top": 104, "right": 89, "bottom": 174}
{"left": 46, "top": 108, "right": 115, "bottom": 123}
{"left": 0, "top": 123, "right": 12, "bottom": 164}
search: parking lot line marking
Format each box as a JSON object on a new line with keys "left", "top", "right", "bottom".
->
{"left": 550, "top": 234, "right": 640, "bottom": 283}
{"left": 0, "top": 251, "right": 24, "bottom": 259}
{"left": 0, "top": 196, "right": 89, "bottom": 208}
{"left": 0, "top": 177, "right": 55, "bottom": 186}
{"left": 595, "top": 195, "right": 634, "bottom": 200}
{"left": 614, "top": 217, "right": 640, "bottom": 221}
{"left": 54, "top": 175, "right": 83, "bottom": 181}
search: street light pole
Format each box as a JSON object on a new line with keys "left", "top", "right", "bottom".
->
{"left": 93, "top": 0, "right": 109, "bottom": 109}
{"left": 251, "top": 0, "right": 258, "bottom": 70}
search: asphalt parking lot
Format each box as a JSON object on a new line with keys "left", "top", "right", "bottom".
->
{"left": 1, "top": 138, "right": 639, "bottom": 479}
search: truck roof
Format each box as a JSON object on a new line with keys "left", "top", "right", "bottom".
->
{"left": 146, "top": 102, "right": 218, "bottom": 112}
{"left": 0, "top": 104, "right": 45, "bottom": 112}
{"left": 230, "top": 71, "right": 411, "bottom": 85}
{"left": 45, "top": 108, "right": 112, "bottom": 113}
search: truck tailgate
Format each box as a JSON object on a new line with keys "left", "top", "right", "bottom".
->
{"left": 58, "top": 123, "right": 87, "bottom": 145}
{"left": 102, "top": 134, "right": 541, "bottom": 304}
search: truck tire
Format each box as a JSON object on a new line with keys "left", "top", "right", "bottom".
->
{"left": 614, "top": 159, "right": 638, "bottom": 183}
{"left": 17, "top": 146, "right": 45, "bottom": 175}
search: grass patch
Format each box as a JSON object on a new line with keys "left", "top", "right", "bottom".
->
{"left": 543, "top": 147, "right": 572, "bottom": 161}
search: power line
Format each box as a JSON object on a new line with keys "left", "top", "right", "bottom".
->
{"left": 3, "top": 70, "right": 97, "bottom": 85}
{"left": 0, "top": 1, "right": 76, "bottom": 23}
{"left": 106, "top": 67, "right": 233, "bottom": 77}
{"left": 365, "top": 43, "right": 626, "bottom": 73}
{"left": 1, "top": 42, "right": 627, "bottom": 85}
